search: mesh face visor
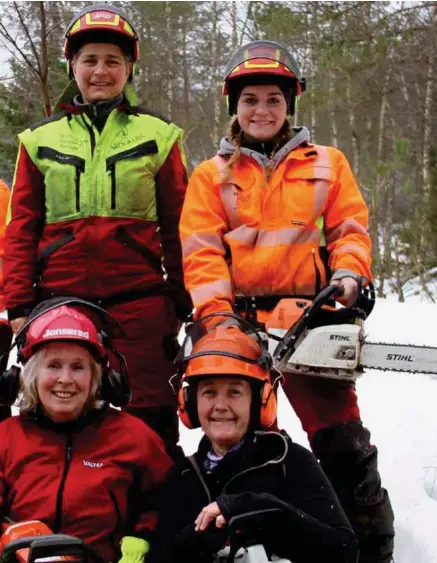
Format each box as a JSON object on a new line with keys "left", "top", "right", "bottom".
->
{"left": 175, "top": 313, "right": 272, "bottom": 373}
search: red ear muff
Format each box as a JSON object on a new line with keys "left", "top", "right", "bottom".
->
{"left": 177, "top": 384, "right": 200, "bottom": 429}
{"left": 259, "top": 380, "right": 277, "bottom": 429}
{"left": 0, "top": 365, "right": 21, "bottom": 408}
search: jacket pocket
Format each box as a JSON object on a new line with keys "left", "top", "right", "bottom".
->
{"left": 38, "top": 147, "right": 85, "bottom": 213}
{"left": 115, "top": 225, "right": 162, "bottom": 273}
{"left": 283, "top": 164, "right": 330, "bottom": 225}
{"left": 36, "top": 230, "right": 75, "bottom": 283}
{"left": 106, "top": 141, "right": 158, "bottom": 211}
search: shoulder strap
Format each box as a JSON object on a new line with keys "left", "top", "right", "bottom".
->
{"left": 187, "top": 455, "right": 212, "bottom": 503}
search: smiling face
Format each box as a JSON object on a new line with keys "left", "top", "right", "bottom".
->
{"left": 237, "top": 84, "right": 288, "bottom": 141}
{"left": 36, "top": 342, "right": 93, "bottom": 423}
{"left": 72, "top": 42, "right": 131, "bottom": 104}
{"left": 197, "top": 377, "right": 252, "bottom": 455}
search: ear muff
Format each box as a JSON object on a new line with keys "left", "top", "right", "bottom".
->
{"left": 259, "top": 380, "right": 277, "bottom": 429}
{"left": 99, "top": 348, "right": 131, "bottom": 407}
{"left": 177, "top": 383, "right": 200, "bottom": 429}
{"left": 0, "top": 365, "right": 21, "bottom": 407}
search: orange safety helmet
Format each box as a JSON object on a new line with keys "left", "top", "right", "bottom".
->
{"left": 175, "top": 313, "right": 278, "bottom": 430}
{"left": 64, "top": 4, "right": 139, "bottom": 80}
{"left": 222, "top": 40, "right": 306, "bottom": 116}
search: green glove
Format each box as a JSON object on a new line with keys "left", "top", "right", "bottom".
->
{"left": 119, "top": 536, "right": 150, "bottom": 563}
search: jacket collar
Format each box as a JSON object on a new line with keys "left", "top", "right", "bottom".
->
{"left": 217, "top": 126, "right": 311, "bottom": 169}
{"left": 26, "top": 402, "right": 110, "bottom": 434}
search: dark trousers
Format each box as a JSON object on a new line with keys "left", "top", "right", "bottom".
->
{"left": 282, "top": 373, "right": 395, "bottom": 563}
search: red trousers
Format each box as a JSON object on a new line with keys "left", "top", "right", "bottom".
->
{"left": 107, "top": 295, "right": 179, "bottom": 409}
{"left": 281, "top": 372, "right": 361, "bottom": 441}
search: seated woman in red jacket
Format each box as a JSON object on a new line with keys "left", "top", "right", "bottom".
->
{"left": 146, "top": 315, "right": 358, "bottom": 563}
{"left": 0, "top": 298, "right": 172, "bottom": 563}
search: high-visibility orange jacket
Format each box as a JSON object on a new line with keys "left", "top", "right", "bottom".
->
{"left": 0, "top": 180, "right": 10, "bottom": 312}
{"left": 180, "top": 129, "right": 372, "bottom": 319}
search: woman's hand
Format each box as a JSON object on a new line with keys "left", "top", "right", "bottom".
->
{"left": 10, "top": 317, "right": 28, "bottom": 335}
{"left": 194, "top": 502, "right": 226, "bottom": 531}
{"left": 330, "top": 277, "right": 358, "bottom": 307}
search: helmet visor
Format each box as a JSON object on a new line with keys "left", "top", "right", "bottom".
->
{"left": 175, "top": 313, "right": 269, "bottom": 369}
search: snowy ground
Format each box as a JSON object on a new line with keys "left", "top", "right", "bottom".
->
{"left": 180, "top": 299, "right": 437, "bottom": 562}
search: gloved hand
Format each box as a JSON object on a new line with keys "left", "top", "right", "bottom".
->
{"left": 119, "top": 536, "right": 150, "bottom": 563}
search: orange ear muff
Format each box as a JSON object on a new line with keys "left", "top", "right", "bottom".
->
{"left": 259, "top": 380, "right": 277, "bottom": 428}
{"left": 177, "top": 384, "right": 200, "bottom": 429}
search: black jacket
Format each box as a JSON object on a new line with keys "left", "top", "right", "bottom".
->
{"left": 146, "top": 430, "right": 358, "bottom": 563}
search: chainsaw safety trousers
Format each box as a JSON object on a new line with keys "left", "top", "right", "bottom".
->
{"left": 311, "top": 421, "right": 395, "bottom": 563}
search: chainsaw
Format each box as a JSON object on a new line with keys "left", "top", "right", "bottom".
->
{"left": 0, "top": 519, "right": 103, "bottom": 563}
{"left": 260, "top": 280, "right": 437, "bottom": 382}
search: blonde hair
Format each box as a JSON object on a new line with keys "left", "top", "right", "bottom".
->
{"left": 222, "top": 117, "right": 293, "bottom": 182}
{"left": 19, "top": 346, "right": 104, "bottom": 413}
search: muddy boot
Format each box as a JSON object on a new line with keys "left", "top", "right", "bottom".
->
{"left": 311, "top": 421, "right": 395, "bottom": 563}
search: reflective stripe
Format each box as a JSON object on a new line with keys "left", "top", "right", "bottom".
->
{"left": 191, "top": 279, "right": 233, "bottom": 305}
{"left": 224, "top": 225, "right": 258, "bottom": 245}
{"left": 312, "top": 145, "right": 332, "bottom": 180}
{"left": 258, "top": 227, "right": 320, "bottom": 247}
{"left": 312, "top": 146, "right": 331, "bottom": 218}
{"left": 182, "top": 233, "right": 225, "bottom": 258}
{"left": 225, "top": 225, "right": 321, "bottom": 247}
{"left": 213, "top": 156, "right": 243, "bottom": 229}
{"left": 325, "top": 218, "right": 368, "bottom": 243}
{"left": 332, "top": 243, "right": 369, "bottom": 260}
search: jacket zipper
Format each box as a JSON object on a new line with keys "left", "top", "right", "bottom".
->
{"left": 312, "top": 248, "right": 322, "bottom": 295}
{"left": 53, "top": 435, "right": 72, "bottom": 532}
{"left": 81, "top": 117, "right": 96, "bottom": 156}
{"left": 105, "top": 141, "right": 159, "bottom": 211}
{"left": 108, "top": 490, "right": 123, "bottom": 557}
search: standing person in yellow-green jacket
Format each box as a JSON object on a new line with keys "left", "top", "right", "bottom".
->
{"left": 3, "top": 4, "right": 192, "bottom": 457}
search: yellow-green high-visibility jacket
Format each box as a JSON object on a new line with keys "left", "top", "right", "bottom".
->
{"left": 4, "top": 101, "right": 191, "bottom": 320}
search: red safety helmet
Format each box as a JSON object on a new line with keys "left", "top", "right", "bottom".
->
{"left": 64, "top": 4, "right": 139, "bottom": 80}
{"left": 175, "top": 314, "right": 278, "bottom": 430}
{"left": 19, "top": 305, "right": 106, "bottom": 363}
{"left": 223, "top": 40, "right": 306, "bottom": 116}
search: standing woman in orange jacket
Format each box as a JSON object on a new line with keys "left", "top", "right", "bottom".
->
{"left": 180, "top": 41, "right": 394, "bottom": 563}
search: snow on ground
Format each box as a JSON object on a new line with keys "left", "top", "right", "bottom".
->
{"left": 180, "top": 298, "right": 437, "bottom": 562}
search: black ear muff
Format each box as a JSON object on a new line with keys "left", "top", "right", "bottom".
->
{"left": 0, "top": 364, "right": 21, "bottom": 407}
{"left": 100, "top": 366, "right": 131, "bottom": 407}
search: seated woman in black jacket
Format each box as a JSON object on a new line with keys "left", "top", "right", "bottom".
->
{"left": 146, "top": 316, "right": 359, "bottom": 563}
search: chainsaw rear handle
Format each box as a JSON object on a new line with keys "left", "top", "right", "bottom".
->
{"left": 2, "top": 534, "right": 104, "bottom": 563}
{"left": 273, "top": 285, "right": 342, "bottom": 364}
{"left": 272, "top": 277, "right": 374, "bottom": 364}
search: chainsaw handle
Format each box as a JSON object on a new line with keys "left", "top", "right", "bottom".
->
{"left": 273, "top": 284, "right": 342, "bottom": 363}
{"left": 3, "top": 534, "right": 104, "bottom": 563}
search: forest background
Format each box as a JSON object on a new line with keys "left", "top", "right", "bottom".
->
{"left": 0, "top": 1, "right": 436, "bottom": 300}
